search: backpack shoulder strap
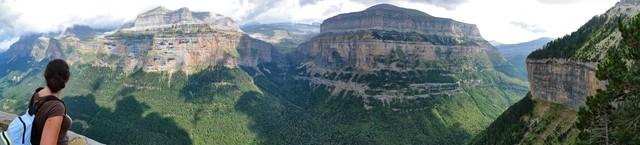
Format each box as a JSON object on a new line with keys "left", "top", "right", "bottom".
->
{"left": 27, "top": 87, "right": 44, "bottom": 115}
{"left": 33, "top": 96, "right": 65, "bottom": 115}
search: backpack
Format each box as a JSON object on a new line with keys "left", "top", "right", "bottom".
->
{"left": 6, "top": 88, "right": 63, "bottom": 145}
{"left": 2, "top": 130, "right": 10, "bottom": 145}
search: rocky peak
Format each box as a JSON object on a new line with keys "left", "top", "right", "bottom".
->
{"left": 619, "top": 0, "right": 640, "bottom": 5}
{"left": 62, "top": 25, "right": 110, "bottom": 39}
{"left": 122, "top": 6, "right": 240, "bottom": 32}
{"left": 296, "top": 4, "right": 520, "bottom": 108}
{"left": 364, "top": 4, "right": 433, "bottom": 17}
{"left": 143, "top": 6, "right": 171, "bottom": 15}
{"left": 320, "top": 3, "right": 482, "bottom": 40}
{"left": 606, "top": 0, "right": 640, "bottom": 17}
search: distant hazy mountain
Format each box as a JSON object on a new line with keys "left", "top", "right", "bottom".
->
{"left": 241, "top": 23, "right": 319, "bottom": 53}
{"left": 488, "top": 40, "right": 503, "bottom": 46}
{"left": 494, "top": 37, "right": 552, "bottom": 80}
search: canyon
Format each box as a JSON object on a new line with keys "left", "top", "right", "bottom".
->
{"left": 0, "top": 3, "right": 545, "bottom": 145}
{"left": 296, "top": 4, "right": 523, "bottom": 109}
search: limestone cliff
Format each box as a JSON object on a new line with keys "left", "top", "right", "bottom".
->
{"left": 526, "top": 0, "right": 640, "bottom": 109}
{"left": 471, "top": 1, "right": 640, "bottom": 144}
{"left": 527, "top": 59, "right": 605, "bottom": 109}
{"left": 321, "top": 4, "right": 482, "bottom": 40}
{"left": 2, "top": 7, "right": 277, "bottom": 74}
{"left": 122, "top": 6, "right": 239, "bottom": 32}
{"left": 296, "top": 3, "right": 525, "bottom": 108}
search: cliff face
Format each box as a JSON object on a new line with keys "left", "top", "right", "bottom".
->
{"left": 320, "top": 4, "right": 482, "bottom": 40}
{"left": 527, "top": 59, "right": 605, "bottom": 109}
{"left": 103, "top": 32, "right": 274, "bottom": 72}
{"left": 0, "top": 4, "right": 527, "bottom": 145}
{"left": 526, "top": 0, "right": 640, "bottom": 109}
{"left": 297, "top": 4, "right": 525, "bottom": 109}
{"left": 123, "top": 6, "right": 239, "bottom": 32}
{"left": 2, "top": 7, "right": 277, "bottom": 74}
{"left": 304, "top": 4, "right": 498, "bottom": 74}
{"left": 0, "top": 112, "right": 103, "bottom": 145}
{"left": 300, "top": 32, "right": 489, "bottom": 72}
{"left": 471, "top": 1, "right": 640, "bottom": 144}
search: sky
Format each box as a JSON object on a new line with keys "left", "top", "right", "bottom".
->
{"left": 0, "top": 0, "right": 620, "bottom": 51}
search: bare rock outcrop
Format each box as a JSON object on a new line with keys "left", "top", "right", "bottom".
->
{"left": 3, "top": 7, "right": 277, "bottom": 74}
{"left": 525, "top": 0, "right": 640, "bottom": 109}
{"left": 321, "top": 4, "right": 482, "bottom": 40}
{"left": 121, "top": 6, "right": 239, "bottom": 32}
{"left": 527, "top": 59, "right": 606, "bottom": 109}
{"left": 296, "top": 4, "right": 517, "bottom": 108}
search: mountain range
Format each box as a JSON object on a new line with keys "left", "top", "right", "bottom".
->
{"left": 1, "top": 1, "right": 638, "bottom": 145}
{"left": 494, "top": 37, "right": 553, "bottom": 80}
{"left": 0, "top": 4, "right": 529, "bottom": 145}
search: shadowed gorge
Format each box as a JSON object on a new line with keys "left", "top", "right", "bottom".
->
{"left": 64, "top": 95, "right": 192, "bottom": 145}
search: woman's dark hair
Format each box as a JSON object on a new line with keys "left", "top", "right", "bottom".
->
{"left": 44, "top": 59, "right": 70, "bottom": 93}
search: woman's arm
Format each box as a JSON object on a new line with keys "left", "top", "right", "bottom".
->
{"left": 40, "top": 116, "right": 63, "bottom": 145}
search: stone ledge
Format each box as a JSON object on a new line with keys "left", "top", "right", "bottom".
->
{"left": 0, "top": 111, "right": 103, "bottom": 145}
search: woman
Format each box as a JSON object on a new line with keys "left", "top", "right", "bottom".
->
{"left": 29, "top": 59, "right": 71, "bottom": 145}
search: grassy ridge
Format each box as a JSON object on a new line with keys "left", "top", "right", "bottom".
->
{"left": 470, "top": 94, "right": 580, "bottom": 145}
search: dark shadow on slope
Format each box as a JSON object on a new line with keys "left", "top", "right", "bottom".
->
{"left": 64, "top": 94, "right": 192, "bottom": 145}
{"left": 236, "top": 89, "right": 472, "bottom": 145}
{"left": 90, "top": 77, "right": 105, "bottom": 91}
{"left": 236, "top": 64, "right": 472, "bottom": 145}
{"left": 469, "top": 94, "right": 534, "bottom": 145}
{"left": 179, "top": 66, "right": 243, "bottom": 104}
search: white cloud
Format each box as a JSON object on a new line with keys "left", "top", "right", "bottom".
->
{"left": 0, "top": 0, "right": 622, "bottom": 51}
{"left": 394, "top": 0, "right": 618, "bottom": 43}
{"left": 0, "top": 37, "right": 18, "bottom": 51}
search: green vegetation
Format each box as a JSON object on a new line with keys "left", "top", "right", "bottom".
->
{"left": 470, "top": 94, "right": 580, "bottom": 145}
{"left": 474, "top": 12, "right": 640, "bottom": 145}
{"left": 0, "top": 64, "right": 267, "bottom": 145}
{"left": 106, "top": 32, "right": 154, "bottom": 40}
{"left": 371, "top": 30, "right": 474, "bottom": 45}
{"left": 528, "top": 14, "right": 618, "bottom": 61}
{"left": 0, "top": 59, "right": 526, "bottom": 145}
{"left": 241, "top": 62, "right": 526, "bottom": 145}
{"left": 470, "top": 94, "right": 534, "bottom": 145}
{"left": 576, "top": 13, "right": 640, "bottom": 145}
{"left": 495, "top": 37, "right": 552, "bottom": 80}
{"left": 0, "top": 23, "right": 526, "bottom": 145}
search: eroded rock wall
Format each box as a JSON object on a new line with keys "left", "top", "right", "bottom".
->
{"left": 320, "top": 4, "right": 482, "bottom": 40}
{"left": 527, "top": 59, "right": 606, "bottom": 109}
